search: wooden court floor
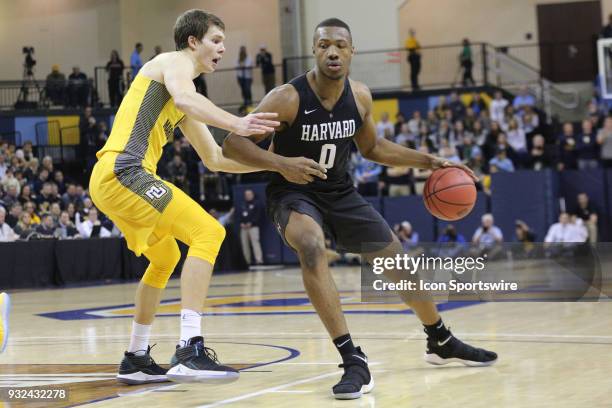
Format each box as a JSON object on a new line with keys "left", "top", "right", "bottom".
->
{"left": 2, "top": 266, "right": 612, "bottom": 407}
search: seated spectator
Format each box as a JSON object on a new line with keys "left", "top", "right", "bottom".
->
{"left": 395, "top": 221, "right": 419, "bottom": 251}
{"left": 42, "top": 155, "right": 54, "bottom": 173}
{"left": 438, "top": 138, "right": 461, "bottom": 163}
{"left": 166, "top": 154, "right": 189, "bottom": 193}
{"left": 490, "top": 91, "right": 508, "bottom": 124}
{"left": 576, "top": 119, "right": 599, "bottom": 170}
{"left": 434, "top": 95, "right": 448, "bottom": 119}
{"left": 45, "top": 64, "right": 66, "bottom": 105}
{"left": 501, "top": 105, "right": 520, "bottom": 131}
{"left": 512, "top": 85, "right": 536, "bottom": 113}
{"left": 49, "top": 202, "right": 62, "bottom": 224}
{"left": 527, "top": 134, "right": 554, "bottom": 170}
{"left": 1, "top": 168, "right": 20, "bottom": 196}
{"left": 472, "top": 213, "right": 504, "bottom": 258}
{"left": 76, "top": 207, "right": 111, "bottom": 238}
{"left": 0, "top": 154, "right": 7, "bottom": 180}
{"left": 435, "top": 121, "right": 451, "bottom": 146}
{"left": 468, "top": 147, "right": 487, "bottom": 179}
{"left": 54, "top": 211, "right": 80, "bottom": 239}
{"left": 407, "top": 111, "right": 423, "bottom": 135}
{"left": 1, "top": 184, "right": 19, "bottom": 208}
{"left": 417, "top": 124, "right": 435, "bottom": 151}
{"left": 597, "top": 116, "right": 612, "bottom": 168}
{"left": 67, "top": 66, "right": 89, "bottom": 108}
{"left": 81, "top": 197, "right": 95, "bottom": 216}
{"left": 522, "top": 106, "right": 539, "bottom": 135}
{"left": 437, "top": 224, "right": 467, "bottom": 257}
{"left": 395, "top": 123, "right": 415, "bottom": 147}
{"left": 33, "top": 168, "right": 50, "bottom": 195}
{"left": 54, "top": 171, "right": 66, "bottom": 195}
{"left": 36, "top": 213, "right": 56, "bottom": 238}
{"left": 451, "top": 120, "right": 473, "bottom": 147}
{"left": 513, "top": 220, "right": 537, "bottom": 258}
{"left": 37, "top": 182, "right": 61, "bottom": 208}
{"left": 489, "top": 147, "right": 515, "bottom": 172}
{"left": 18, "top": 185, "right": 35, "bottom": 206}
{"left": 558, "top": 122, "right": 578, "bottom": 171}
{"left": 353, "top": 153, "right": 382, "bottom": 196}
{"left": 448, "top": 92, "right": 466, "bottom": 121}
{"left": 472, "top": 120, "right": 488, "bottom": 146}
{"left": 13, "top": 212, "right": 34, "bottom": 239}
{"left": 394, "top": 112, "right": 406, "bottom": 136}
{"left": 506, "top": 118, "right": 527, "bottom": 154}
{"left": 572, "top": 193, "right": 598, "bottom": 243}
{"left": 544, "top": 212, "right": 588, "bottom": 244}
{"left": 6, "top": 202, "right": 21, "bottom": 228}
{"left": 463, "top": 107, "right": 478, "bottom": 131}
{"left": 384, "top": 165, "right": 414, "bottom": 197}
{"left": 62, "top": 184, "right": 83, "bottom": 209}
{"left": 0, "top": 206, "right": 18, "bottom": 242}
{"left": 469, "top": 92, "right": 487, "bottom": 116}
{"left": 376, "top": 112, "right": 395, "bottom": 139}
{"left": 426, "top": 110, "right": 439, "bottom": 133}
{"left": 23, "top": 201, "right": 40, "bottom": 225}
{"left": 457, "top": 135, "right": 481, "bottom": 163}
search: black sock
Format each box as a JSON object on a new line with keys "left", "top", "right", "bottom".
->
{"left": 424, "top": 318, "right": 451, "bottom": 341}
{"left": 333, "top": 333, "right": 357, "bottom": 357}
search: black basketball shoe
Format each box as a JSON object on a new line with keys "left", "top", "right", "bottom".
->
{"left": 424, "top": 328, "right": 498, "bottom": 367}
{"left": 166, "top": 336, "right": 239, "bottom": 383}
{"left": 332, "top": 346, "right": 375, "bottom": 400}
{"left": 116, "top": 345, "right": 169, "bottom": 384}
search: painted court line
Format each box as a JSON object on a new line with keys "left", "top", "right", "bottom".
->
{"left": 196, "top": 371, "right": 342, "bottom": 408}
{"left": 9, "top": 332, "right": 612, "bottom": 341}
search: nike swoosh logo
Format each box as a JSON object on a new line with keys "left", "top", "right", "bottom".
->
{"left": 438, "top": 336, "right": 453, "bottom": 346}
{"left": 304, "top": 109, "right": 317, "bottom": 114}
{"left": 436, "top": 322, "right": 444, "bottom": 329}
{"left": 336, "top": 339, "right": 350, "bottom": 348}
{"left": 353, "top": 355, "right": 368, "bottom": 364}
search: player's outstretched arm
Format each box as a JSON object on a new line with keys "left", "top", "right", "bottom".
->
{"left": 352, "top": 81, "right": 476, "bottom": 181}
{"left": 163, "top": 57, "right": 279, "bottom": 136}
{"left": 179, "top": 117, "right": 263, "bottom": 173}
{"left": 223, "top": 85, "right": 327, "bottom": 184}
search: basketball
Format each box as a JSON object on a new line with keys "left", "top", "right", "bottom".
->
{"left": 424, "top": 167, "right": 477, "bottom": 221}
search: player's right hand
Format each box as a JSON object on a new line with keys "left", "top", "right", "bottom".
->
{"left": 233, "top": 112, "right": 280, "bottom": 136}
{"left": 278, "top": 157, "right": 327, "bottom": 184}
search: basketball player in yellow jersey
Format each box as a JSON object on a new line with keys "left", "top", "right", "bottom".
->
{"left": 90, "top": 9, "right": 326, "bottom": 385}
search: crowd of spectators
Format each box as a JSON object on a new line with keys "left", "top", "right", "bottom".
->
{"left": 352, "top": 87, "right": 612, "bottom": 198}
{"left": 0, "top": 140, "right": 118, "bottom": 242}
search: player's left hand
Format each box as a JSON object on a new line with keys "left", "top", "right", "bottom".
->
{"left": 431, "top": 157, "right": 478, "bottom": 182}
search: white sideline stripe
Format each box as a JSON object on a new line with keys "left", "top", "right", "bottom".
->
{"left": 196, "top": 371, "right": 342, "bottom": 408}
{"left": 9, "top": 332, "right": 612, "bottom": 341}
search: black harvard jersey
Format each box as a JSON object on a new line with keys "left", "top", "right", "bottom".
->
{"left": 268, "top": 73, "right": 363, "bottom": 192}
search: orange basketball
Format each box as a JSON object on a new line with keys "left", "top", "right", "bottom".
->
{"left": 423, "top": 167, "right": 477, "bottom": 221}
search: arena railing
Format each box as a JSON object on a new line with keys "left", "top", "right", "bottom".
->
{"left": 0, "top": 78, "right": 95, "bottom": 110}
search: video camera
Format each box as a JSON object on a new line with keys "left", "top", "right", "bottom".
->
{"left": 22, "top": 46, "right": 36, "bottom": 75}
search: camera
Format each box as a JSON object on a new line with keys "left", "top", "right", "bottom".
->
{"left": 22, "top": 46, "right": 36, "bottom": 74}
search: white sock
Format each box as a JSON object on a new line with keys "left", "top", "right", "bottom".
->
{"left": 128, "top": 321, "right": 151, "bottom": 355}
{"left": 180, "top": 309, "right": 201, "bottom": 346}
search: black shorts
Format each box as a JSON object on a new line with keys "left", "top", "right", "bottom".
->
{"left": 266, "top": 185, "right": 393, "bottom": 253}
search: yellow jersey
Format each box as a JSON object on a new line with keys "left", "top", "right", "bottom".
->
{"left": 97, "top": 75, "right": 185, "bottom": 174}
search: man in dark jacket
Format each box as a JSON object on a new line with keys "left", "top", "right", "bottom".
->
{"left": 239, "top": 189, "right": 264, "bottom": 265}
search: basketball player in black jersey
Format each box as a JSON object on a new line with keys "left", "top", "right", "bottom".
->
{"left": 223, "top": 18, "right": 497, "bottom": 399}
